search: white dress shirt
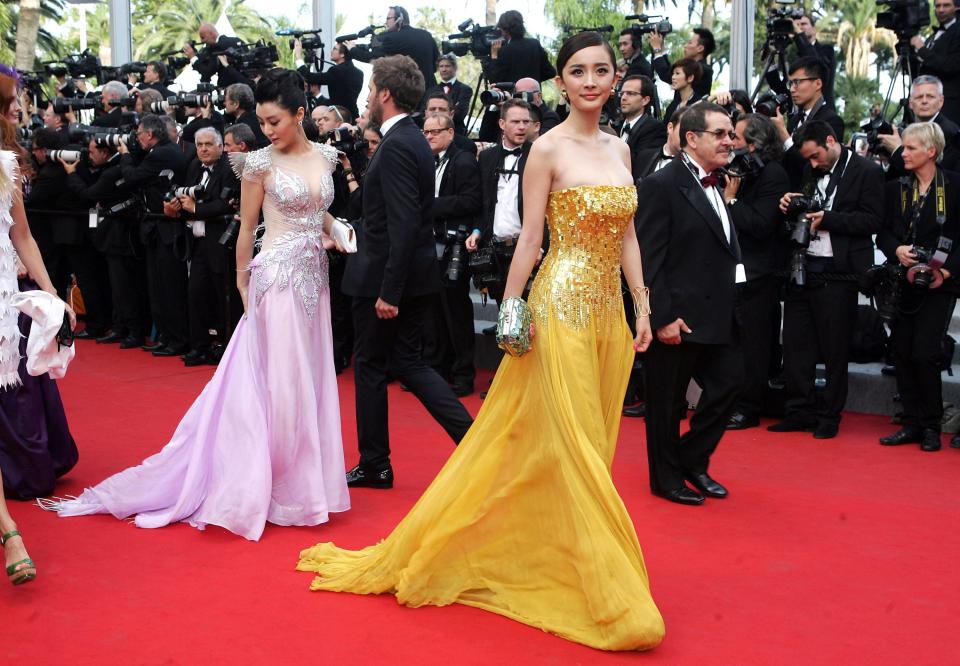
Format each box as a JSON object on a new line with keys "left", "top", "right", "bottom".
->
{"left": 807, "top": 149, "right": 851, "bottom": 258}
{"left": 379, "top": 112, "right": 409, "bottom": 138}
{"left": 434, "top": 149, "right": 448, "bottom": 197}
{"left": 686, "top": 154, "right": 746, "bottom": 283}
{"left": 492, "top": 145, "right": 523, "bottom": 239}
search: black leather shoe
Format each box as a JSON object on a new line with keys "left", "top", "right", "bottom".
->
{"left": 726, "top": 412, "right": 759, "bottom": 430}
{"left": 623, "top": 404, "right": 646, "bottom": 418}
{"left": 951, "top": 434, "right": 960, "bottom": 449}
{"left": 182, "top": 350, "right": 211, "bottom": 367}
{"left": 879, "top": 428, "right": 923, "bottom": 446}
{"left": 767, "top": 419, "right": 816, "bottom": 433}
{"left": 74, "top": 329, "right": 102, "bottom": 340}
{"left": 813, "top": 422, "right": 839, "bottom": 439}
{"left": 153, "top": 344, "right": 187, "bottom": 357}
{"left": 119, "top": 336, "right": 145, "bottom": 349}
{"left": 345, "top": 464, "right": 394, "bottom": 489}
{"left": 921, "top": 429, "right": 942, "bottom": 452}
{"left": 685, "top": 473, "right": 728, "bottom": 498}
{"left": 96, "top": 332, "right": 125, "bottom": 344}
{"left": 141, "top": 341, "right": 164, "bottom": 352}
{"left": 452, "top": 383, "right": 474, "bottom": 397}
{"left": 654, "top": 487, "right": 704, "bottom": 506}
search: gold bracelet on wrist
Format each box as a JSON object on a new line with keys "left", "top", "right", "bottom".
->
{"left": 631, "top": 286, "right": 651, "bottom": 318}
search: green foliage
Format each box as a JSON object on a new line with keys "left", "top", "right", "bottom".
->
{"left": 2, "top": 0, "right": 66, "bottom": 68}
{"left": 835, "top": 73, "right": 883, "bottom": 134}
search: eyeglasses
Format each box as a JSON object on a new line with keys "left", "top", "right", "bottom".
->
{"left": 620, "top": 90, "right": 645, "bottom": 97}
{"left": 694, "top": 128, "right": 737, "bottom": 141}
{"left": 422, "top": 128, "right": 452, "bottom": 137}
{"left": 788, "top": 77, "right": 816, "bottom": 88}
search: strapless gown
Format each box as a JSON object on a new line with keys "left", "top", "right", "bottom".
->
{"left": 297, "top": 185, "right": 664, "bottom": 651}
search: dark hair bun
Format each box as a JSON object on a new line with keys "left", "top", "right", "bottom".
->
{"left": 254, "top": 67, "right": 307, "bottom": 114}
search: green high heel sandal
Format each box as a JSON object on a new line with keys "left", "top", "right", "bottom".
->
{"left": 1, "top": 530, "right": 36, "bottom": 585}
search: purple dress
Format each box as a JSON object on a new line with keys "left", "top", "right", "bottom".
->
{"left": 55, "top": 143, "right": 350, "bottom": 541}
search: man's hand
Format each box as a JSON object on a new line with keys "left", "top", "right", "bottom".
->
{"left": 465, "top": 231, "right": 480, "bottom": 251}
{"left": 723, "top": 175, "right": 742, "bottom": 201}
{"left": 163, "top": 199, "right": 182, "bottom": 218}
{"left": 877, "top": 124, "right": 902, "bottom": 153}
{"left": 657, "top": 318, "right": 692, "bottom": 345}
{"left": 375, "top": 298, "right": 399, "bottom": 319}
{"left": 780, "top": 192, "right": 801, "bottom": 214}
{"left": 183, "top": 42, "right": 198, "bottom": 58}
{"left": 344, "top": 40, "right": 357, "bottom": 51}
{"left": 117, "top": 140, "right": 130, "bottom": 155}
{"left": 200, "top": 100, "right": 213, "bottom": 119}
{"left": 491, "top": 39, "right": 503, "bottom": 58}
{"left": 896, "top": 244, "right": 918, "bottom": 267}
{"left": 59, "top": 158, "right": 78, "bottom": 175}
{"left": 772, "top": 106, "right": 789, "bottom": 141}
{"left": 647, "top": 30, "right": 665, "bottom": 52}
{"left": 805, "top": 210, "right": 825, "bottom": 233}
{"left": 712, "top": 90, "right": 733, "bottom": 106}
{"left": 178, "top": 195, "right": 196, "bottom": 214}
{"left": 911, "top": 35, "right": 925, "bottom": 51}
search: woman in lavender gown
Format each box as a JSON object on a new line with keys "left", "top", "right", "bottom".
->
{"left": 51, "top": 69, "right": 351, "bottom": 541}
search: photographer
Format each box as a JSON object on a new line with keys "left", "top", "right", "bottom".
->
{"left": 179, "top": 97, "right": 225, "bottom": 146}
{"left": 222, "top": 83, "right": 268, "bottom": 149}
{"left": 42, "top": 103, "right": 71, "bottom": 145}
{"left": 879, "top": 75, "right": 960, "bottom": 175}
{"left": 911, "top": 0, "right": 960, "bottom": 120}
{"left": 24, "top": 128, "right": 70, "bottom": 294}
{"left": 422, "top": 112, "right": 481, "bottom": 396}
{"left": 426, "top": 54, "right": 472, "bottom": 136}
{"left": 118, "top": 113, "right": 189, "bottom": 356}
{"left": 63, "top": 137, "right": 148, "bottom": 347}
{"left": 92, "top": 80, "right": 132, "bottom": 128}
{"left": 617, "top": 75, "right": 667, "bottom": 180}
{"left": 648, "top": 27, "right": 715, "bottom": 99}
{"left": 876, "top": 123, "right": 960, "bottom": 452}
{"left": 163, "top": 127, "right": 239, "bottom": 366}
{"left": 224, "top": 122, "right": 256, "bottom": 153}
{"left": 792, "top": 14, "right": 837, "bottom": 108}
{"left": 186, "top": 23, "right": 251, "bottom": 88}
{"left": 632, "top": 107, "right": 688, "bottom": 179}
{"left": 486, "top": 11, "right": 556, "bottom": 84}
{"left": 347, "top": 6, "right": 440, "bottom": 88}
{"left": 722, "top": 114, "right": 791, "bottom": 430}
{"left": 769, "top": 121, "right": 884, "bottom": 439}
{"left": 424, "top": 92, "right": 476, "bottom": 153}
{"left": 514, "top": 78, "right": 559, "bottom": 135}
{"left": 140, "top": 61, "right": 174, "bottom": 99}
{"left": 298, "top": 41, "right": 363, "bottom": 120}
{"left": 618, "top": 27, "right": 654, "bottom": 79}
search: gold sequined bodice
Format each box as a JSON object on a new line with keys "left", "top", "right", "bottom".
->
{"left": 529, "top": 185, "right": 637, "bottom": 331}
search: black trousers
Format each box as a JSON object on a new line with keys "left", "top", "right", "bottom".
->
{"left": 891, "top": 289, "right": 957, "bottom": 432}
{"left": 63, "top": 243, "right": 112, "bottom": 334}
{"left": 328, "top": 253, "right": 353, "bottom": 367}
{"left": 782, "top": 279, "right": 859, "bottom": 426}
{"left": 643, "top": 338, "right": 743, "bottom": 493}
{"left": 187, "top": 237, "right": 240, "bottom": 350}
{"left": 352, "top": 294, "right": 474, "bottom": 471}
{"left": 145, "top": 237, "right": 188, "bottom": 347}
{"left": 734, "top": 277, "right": 781, "bottom": 419}
{"left": 424, "top": 272, "right": 476, "bottom": 388}
{"left": 105, "top": 254, "right": 148, "bottom": 339}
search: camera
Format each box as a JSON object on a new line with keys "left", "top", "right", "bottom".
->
{"left": 861, "top": 262, "right": 905, "bottom": 322}
{"left": 120, "top": 61, "right": 147, "bottom": 76}
{"left": 860, "top": 116, "right": 895, "bottom": 155}
{"left": 624, "top": 14, "right": 673, "bottom": 37}
{"left": 725, "top": 148, "right": 765, "bottom": 178}
{"left": 53, "top": 96, "right": 99, "bottom": 113}
{"left": 211, "top": 40, "right": 279, "bottom": 75}
{"left": 335, "top": 25, "right": 382, "bottom": 43}
{"left": 784, "top": 194, "right": 823, "bottom": 286}
{"left": 94, "top": 131, "right": 135, "bottom": 148}
{"left": 169, "top": 183, "right": 205, "bottom": 201}
{"left": 163, "top": 90, "right": 223, "bottom": 109}
{"left": 440, "top": 226, "right": 470, "bottom": 282}
{"left": 442, "top": 18, "right": 501, "bottom": 59}
{"left": 276, "top": 28, "right": 324, "bottom": 51}
{"left": 57, "top": 50, "right": 102, "bottom": 79}
{"left": 167, "top": 55, "right": 191, "bottom": 71}
{"left": 480, "top": 82, "right": 516, "bottom": 106}
{"left": 320, "top": 126, "right": 366, "bottom": 153}
{"left": 877, "top": 0, "right": 931, "bottom": 39}
{"left": 755, "top": 91, "right": 792, "bottom": 117}
{"left": 766, "top": 2, "right": 803, "bottom": 49}
{"left": 46, "top": 149, "right": 86, "bottom": 164}
{"left": 906, "top": 246, "right": 944, "bottom": 288}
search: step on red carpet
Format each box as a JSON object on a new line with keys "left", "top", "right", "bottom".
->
{"left": 1, "top": 340, "right": 958, "bottom": 664}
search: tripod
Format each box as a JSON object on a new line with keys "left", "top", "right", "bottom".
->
{"left": 880, "top": 37, "right": 916, "bottom": 125}
{"left": 751, "top": 39, "right": 792, "bottom": 102}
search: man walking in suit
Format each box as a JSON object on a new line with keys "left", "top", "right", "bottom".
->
{"left": 636, "top": 102, "right": 744, "bottom": 506}
{"left": 617, "top": 75, "right": 667, "bottom": 180}
{"left": 343, "top": 55, "right": 474, "bottom": 489}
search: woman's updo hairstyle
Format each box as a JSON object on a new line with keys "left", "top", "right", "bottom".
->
{"left": 254, "top": 67, "right": 307, "bottom": 115}
{"left": 555, "top": 31, "right": 617, "bottom": 78}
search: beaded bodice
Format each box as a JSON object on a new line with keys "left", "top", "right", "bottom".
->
{"left": 529, "top": 185, "right": 636, "bottom": 330}
{"left": 0, "top": 151, "right": 20, "bottom": 387}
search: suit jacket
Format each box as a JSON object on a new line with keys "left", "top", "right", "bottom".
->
{"left": 23, "top": 162, "right": 66, "bottom": 254}
{"left": 632, "top": 147, "right": 673, "bottom": 180}
{"left": 351, "top": 27, "right": 440, "bottom": 89}
{"left": 617, "top": 114, "right": 667, "bottom": 180}
{"left": 534, "top": 103, "right": 561, "bottom": 134}
{"left": 342, "top": 116, "right": 440, "bottom": 303}
{"left": 799, "top": 150, "right": 884, "bottom": 274}
{"left": 140, "top": 81, "right": 174, "bottom": 100}
{"left": 428, "top": 80, "right": 473, "bottom": 135}
{"left": 654, "top": 56, "right": 713, "bottom": 99}
{"left": 662, "top": 93, "right": 704, "bottom": 127}
{"left": 487, "top": 37, "right": 556, "bottom": 83}
{"left": 476, "top": 142, "right": 531, "bottom": 242}
{"left": 916, "top": 20, "right": 960, "bottom": 119}
{"left": 887, "top": 113, "right": 960, "bottom": 177}
{"left": 181, "top": 154, "right": 239, "bottom": 273}
{"left": 65, "top": 155, "right": 140, "bottom": 255}
{"left": 314, "top": 61, "right": 364, "bottom": 119}
{"left": 223, "top": 111, "right": 269, "bottom": 149}
{"left": 432, "top": 142, "right": 481, "bottom": 235}
{"left": 792, "top": 37, "right": 837, "bottom": 107}
{"left": 119, "top": 138, "right": 188, "bottom": 245}
{"left": 784, "top": 100, "right": 846, "bottom": 188}
{"left": 729, "top": 160, "right": 790, "bottom": 280}
{"left": 180, "top": 112, "right": 226, "bottom": 145}
{"left": 91, "top": 107, "right": 124, "bottom": 129}
{"left": 877, "top": 169, "right": 960, "bottom": 294}
{"left": 635, "top": 158, "right": 742, "bottom": 344}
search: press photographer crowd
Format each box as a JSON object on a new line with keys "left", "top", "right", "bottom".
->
{"left": 7, "top": 0, "right": 960, "bottom": 465}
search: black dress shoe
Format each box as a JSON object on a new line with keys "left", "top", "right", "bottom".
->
{"left": 141, "top": 341, "right": 164, "bottom": 352}
{"left": 74, "top": 329, "right": 101, "bottom": 340}
{"left": 726, "top": 412, "right": 759, "bottom": 430}
{"left": 182, "top": 349, "right": 211, "bottom": 367}
{"left": 452, "top": 383, "right": 474, "bottom": 397}
{"left": 622, "top": 404, "right": 646, "bottom": 418}
{"left": 153, "top": 344, "right": 187, "bottom": 357}
{"left": 921, "top": 429, "right": 942, "bottom": 452}
{"left": 813, "top": 422, "right": 839, "bottom": 439}
{"left": 879, "top": 427, "right": 923, "bottom": 446}
{"left": 119, "top": 336, "right": 145, "bottom": 349}
{"left": 951, "top": 434, "right": 960, "bottom": 449}
{"left": 345, "top": 464, "right": 394, "bottom": 489}
{"left": 654, "top": 487, "right": 704, "bottom": 506}
{"left": 685, "top": 473, "right": 728, "bottom": 498}
{"left": 96, "top": 332, "right": 125, "bottom": 344}
{"left": 767, "top": 419, "right": 816, "bottom": 433}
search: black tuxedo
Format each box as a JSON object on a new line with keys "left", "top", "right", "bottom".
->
{"left": 311, "top": 61, "right": 364, "bottom": 119}
{"left": 781, "top": 151, "right": 884, "bottom": 429}
{"left": 916, "top": 20, "right": 960, "bottom": 120}
{"left": 618, "top": 114, "right": 667, "bottom": 180}
{"left": 180, "top": 112, "right": 226, "bottom": 146}
{"left": 887, "top": 113, "right": 960, "bottom": 177}
{"left": 351, "top": 27, "right": 439, "bottom": 89}
{"left": 91, "top": 107, "right": 125, "bottom": 128}
{"left": 139, "top": 81, "right": 174, "bottom": 99}
{"left": 653, "top": 56, "right": 713, "bottom": 99}
{"left": 222, "top": 111, "right": 269, "bottom": 149}
{"left": 632, "top": 147, "right": 674, "bottom": 179}
{"left": 487, "top": 37, "right": 556, "bottom": 83}
{"left": 636, "top": 157, "right": 743, "bottom": 494}
{"left": 792, "top": 37, "right": 837, "bottom": 107}
{"left": 24, "top": 162, "right": 70, "bottom": 296}
{"left": 428, "top": 80, "right": 473, "bottom": 135}
{"left": 344, "top": 115, "right": 473, "bottom": 473}
{"left": 624, "top": 52, "right": 653, "bottom": 79}
{"left": 476, "top": 142, "right": 530, "bottom": 242}
{"left": 533, "top": 103, "right": 561, "bottom": 134}
{"left": 784, "top": 99, "right": 846, "bottom": 188}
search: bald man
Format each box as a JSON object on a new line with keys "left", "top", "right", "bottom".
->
{"left": 514, "top": 77, "right": 560, "bottom": 134}
{"left": 186, "top": 22, "right": 249, "bottom": 87}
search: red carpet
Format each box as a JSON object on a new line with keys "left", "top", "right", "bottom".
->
{"left": 2, "top": 340, "right": 958, "bottom": 664}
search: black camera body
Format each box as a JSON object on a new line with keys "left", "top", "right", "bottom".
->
{"left": 755, "top": 91, "right": 792, "bottom": 118}
{"left": 442, "top": 19, "right": 501, "bottom": 59}
{"left": 766, "top": 5, "right": 803, "bottom": 48}
{"left": 321, "top": 127, "right": 366, "bottom": 154}
{"left": 439, "top": 225, "right": 470, "bottom": 283}
{"left": 53, "top": 96, "right": 99, "bottom": 113}
{"left": 877, "top": 0, "right": 931, "bottom": 39}
{"left": 906, "top": 246, "right": 941, "bottom": 288}
{"left": 480, "top": 82, "right": 517, "bottom": 106}
{"left": 784, "top": 195, "right": 824, "bottom": 286}
{"left": 725, "top": 148, "right": 765, "bottom": 179}
{"left": 861, "top": 262, "right": 906, "bottom": 322}
{"left": 276, "top": 28, "right": 324, "bottom": 51}
{"left": 624, "top": 14, "right": 672, "bottom": 37}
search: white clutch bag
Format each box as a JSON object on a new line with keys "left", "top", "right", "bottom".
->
{"left": 331, "top": 219, "right": 357, "bottom": 253}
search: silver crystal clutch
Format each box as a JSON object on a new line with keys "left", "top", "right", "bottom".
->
{"left": 496, "top": 297, "right": 533, "bottom": 357}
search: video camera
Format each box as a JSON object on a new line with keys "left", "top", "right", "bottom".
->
{"left": 725, "top": 148, "right": 766, "bottom": 179}
{"left": 624, "top": 14, "right": 673, "bottom": 37}
{"left": 784, "top": 194, "right": 824, "bottom": 286}
{"left": 877, "top": 0, "right": 930, "bottom": 40}
{"left": 442, "top": 18, "right": 501, "bottom": 59}
{"left": 335, "top": 25, "right": 382, "bottom": 43}
{"left": 47, "top": 50, "right": 102, "bottom": 80}
{"left": 766, "top": 1, "right": 804, "bottom": 49}
{"left": 276, "top": 28, "right": 324, "bottom": 51}
{"left": 320, "top": 126, "right": 368, "bottom": 154}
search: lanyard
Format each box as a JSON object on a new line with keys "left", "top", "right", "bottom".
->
{"left": 901, "top": 168, "right": 952, "bottom": 268}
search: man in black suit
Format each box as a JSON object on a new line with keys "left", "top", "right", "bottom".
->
{"left": 220, "top": 83, "right": 268, "bottom": 149}
{"left": 91, "top": 80, "right": 132, "bottom": 128}
{"left": 617, "top": 75, "right": 667, "bottom": 179}
{"left": 140, "top": 61, "right": 174, "bottom": 100}
{"left": 348, "top": 6, "right": 439, "bottom": 89}
{"left": 514, "top": 78, "right": 560, "bottom": 135}
{"left": 771, "top": 57, "right": 845, "bottom": 188}
{"left": 186, "top": 23, "right": 250, "bottom": 88}
{"left": 911, "top": 0, "right": 960, "bottom": 120}
{"left": 636, "top": 103, "right": 744, "bottom": 506}
{"left": 648, "top": 27, "right": 715, "bottom": 99}
{"left": 486, "top": 11, "right": 556, "bottom": 84}
{"left": 791, "top": 14, "right": 837, "bottom": 108}
{"left": 879, "top": 75, "right": 960, "bottom": 174}
{"left": 163, "top": 127, "right": 240, "bottom": 366}
{"left": 619, "top": 28, "right": 653, "bottom": 79}
{"left": 631, "top": 107, "right": 688, "bottom": 181}
{"left": 424, "top": 92, "right": 476, "bottom": 154}
{"left": 422, "top": 112, "right": 482, "bottom": 396}
{"left": 118, "top": 113, "right": 189, "bottom": 356}
{"left": 24, "top": 129, "right": 72, "bottom": 297}
{"left": 768, "top": 121, "right": 884, "bottom": 439}
{"left": 426, "top": 54, "right": 473, "bottom": 136}
{"left": 300, "top": 41, "right": 364, "bottom": 120}
{"left": 343, "top": 55, "right": 474, "bottom": 489}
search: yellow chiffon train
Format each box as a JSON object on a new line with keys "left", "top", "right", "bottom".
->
{"left": 297, "top": 185, "right": 665, "bottom": 651}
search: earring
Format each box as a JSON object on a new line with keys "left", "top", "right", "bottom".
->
{"left": 561, "top": 90, "right": 568, "bottom": 100}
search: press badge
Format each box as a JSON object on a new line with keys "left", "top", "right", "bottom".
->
{"left": 735, "top": 263, "right": 746, "bottom": 284}
{"left": 88, "top": 208, "right": 99, "bottom": 229}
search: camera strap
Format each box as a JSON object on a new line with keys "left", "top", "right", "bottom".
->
{"left": 904, "top": 169, "right": 951, "bottom": 269}
{"left": 818, "top": 147, "right": 849, "bottom": 209}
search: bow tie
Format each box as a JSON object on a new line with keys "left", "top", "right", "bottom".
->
{"left": 503, "top": 146, "right": 523, "bottom": 157}
{"left": 813, "top": 167, "right": 831, "bottom": 179}
{"left": 700, "top": 171, "right": 721, "bottom": 188}
{"left": 659, "top": 153, "right": 674, "bottom": 162}
{"left": 622, "top": 122, "right": 632, "bottom": 135}
{"left": 434, "top": 154, "right": 442, "bottom": 167}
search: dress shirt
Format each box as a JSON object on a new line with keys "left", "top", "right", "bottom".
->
{"left": 686, "top": 153, "right": 746, "bottom": 282}
{"left": 379, "top": 113, "right": 409, "bottom": 138}
{"left": 493, "top": 144, "right": 523, "bottom": 239}
{"left": 434, "top": 149, "right": 449, "bottom": 197}
{"left": 807, "top": 148, "right": 853, "bottom": 258}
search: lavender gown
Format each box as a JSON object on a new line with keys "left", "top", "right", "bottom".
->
{"left": 55, "top": 143, "right": 350, "bottom": 541}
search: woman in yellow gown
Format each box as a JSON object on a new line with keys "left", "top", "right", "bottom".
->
{"left": 297, "top": 32, "right": 666, "bottom": 651}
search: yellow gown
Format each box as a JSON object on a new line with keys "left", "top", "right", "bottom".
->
{"left": 297, "top": 185, "right": 665, "bottom": 651}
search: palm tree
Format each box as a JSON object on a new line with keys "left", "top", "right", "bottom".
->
{"left": 485, "top": 0, "right": 496, "bottom": 27}
{"left": 14, "top": 0, "right": 41, "bottom": 71}
{"left": 830, "top": 0, "right": 895, "bottom": 78}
